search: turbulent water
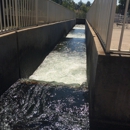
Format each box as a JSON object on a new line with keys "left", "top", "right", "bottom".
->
{"left": 0, "top": 79, "right": 89, "bottom": 130}
{"left": 0, "top": 25, "right": 89, "bottom": 130}
{"left": 30, "top": 25, "right": 86, "bottom": 85}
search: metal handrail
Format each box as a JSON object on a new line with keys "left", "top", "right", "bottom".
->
{"left": 87, "top": 0, "right": 117, "bottom": 53}
{"left": 87, "top": 0, "right": 130, "bottom": 53}
{"left": 0, "top": 0, "right": 75, "bottom": 34}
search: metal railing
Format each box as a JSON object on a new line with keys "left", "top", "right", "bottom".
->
{"left": 0, "top": 0, "right": 75, "bottom": 34}
{"left": 86, "top": 0, "right": 130, "bottom": 53}
{"left": 48, "top": 1, "right": 75, "bottom": 23}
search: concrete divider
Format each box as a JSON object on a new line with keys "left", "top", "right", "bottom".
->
{"left": 0, "top": 19, "right": 76, "bottom": 95}
{"left": 86, "top": 20, "right": 130, "bottom": 129}
{"left": 76, "top": 19, "right": 85, "bottom": 24}
{"left": 0, "top": 32, "right": 19, "bottom": 95}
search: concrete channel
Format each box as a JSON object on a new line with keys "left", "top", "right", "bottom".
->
{"left": 1, "top": 18, "right": 130, "bottom": 129}
{"left": 0, "top": 23, "right": 90, "bottom": 130}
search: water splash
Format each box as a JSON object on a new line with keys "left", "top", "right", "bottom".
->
{"left": 30, "top": 25, "right": 86, "bottom": 85}
{"left": 0, "top": 79, "right": 89, "bottom": 130}
{"left": 0, "top": 25, "right": 89, "bottom": 130}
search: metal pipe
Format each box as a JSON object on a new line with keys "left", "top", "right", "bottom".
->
{"left": 27, "top": 0, "right": 29, "bottom": 26}
{"left": 9, "top": 0, "right": 12, "bottom": 29}
{"left": 23, "top": 0, "right": 25, "bottom": 27}
{"left": 0, "top": 0, "right": 75, "bottom": 33}
{"left": 29, "top": 0, "right": 31, "bottom": 25}
{"left": 12, "top": 0, "right": 16, "bottom": 28}
{"left": 35, "top": 0, "right": 38, "bottom": 25}
{"left": 2, "top": 0, "right": 6, "bottom": 30}
{"left": 21, "top": 0, "right": 23, "bottom": 27}
{"left": 25, "top": 0, "right": 27, "bottom": 27}
{"left": 47, "top": 0, "right": 50, "bottom": 23}
{"left": 32, "top": 0, "right": 34, "bottom": 25}
{"left": 15, "top": 0, "right": 18, "bottom": 29}
{"left": 5, "top": 0, "right": 9, "bottom": 29}
{"left": 0, "top": 1, "right": 3, "bottom": 32}
{"left": 106, "top": 0, "right": 117, "bottom": 52}
{"left": 17, "top": 0, "right": 20, "bottom": 28}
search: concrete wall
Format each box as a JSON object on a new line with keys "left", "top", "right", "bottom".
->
{"left": 86, "top": 20, "right": 130, "bottom": 129}
{"left": 0, "top": 32, "right": 19, "bottom": 95}
{"left": 76, "top": 19, "right": 85, "bottom": 24}
{"left": 0, "top": 19, "right": 76, "bottom": 95}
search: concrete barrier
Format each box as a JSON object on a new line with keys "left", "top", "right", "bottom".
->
{"left": 76, "top": 19, "right": 85, "bottom": 24}
{"left": 0, "top": 32, "right": 19, "bottom": 95}
{"left": 86, "top": 20, "right": 130, "bottom": 129}
{"left": 0, "top": 19, "right": 76, "bottom": 95}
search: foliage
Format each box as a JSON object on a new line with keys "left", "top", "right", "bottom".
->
{"left": 51, "top": 0, "right": 91, "bottom": 18}
{"left": 86, "top": 1, "right": 91, "bottom": 7}
{"left": 52, "top": 0, "right": 62, "bottom": 5}
{"left": 117, "top": 0, "right": 130, "bottom": 15}
{"left": 62, "top": 0, "right": 75, "bottom": 11}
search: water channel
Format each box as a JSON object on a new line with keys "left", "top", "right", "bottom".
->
{"left": 0, "top": 25, "right": 89, "bottom": 130}
{"left": 30, "top": 25, "right": 86, "bottom": 85}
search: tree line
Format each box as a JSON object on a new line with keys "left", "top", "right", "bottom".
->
{"left": 52, "top": 0, "right": 91, "bottom": 18}
{"left": 116, "top": 0, "right": 130, "bottom": 15}
{"left": 52, "top": 0, "right": 130, "bottom": 18}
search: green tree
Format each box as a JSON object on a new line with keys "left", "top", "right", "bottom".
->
{"left": 81, "top": 4, "right": 88, "bottom": 13}
{"left": 52, "top": 0, "right": 90, "bottom": 19}
{"left": 62, "top": 0, "right": 75, "bottom": 11}
{"left": 118, "top": 0, "right": 130, "bottom": 14}
{"left": 52, "top": 0, "right": 62, "bottom": 4}
{"left": 86, "top": 1, "right": 91, "bottom": 7}
{"left": 78, "top": 0, "right": 83, "bottom": 8}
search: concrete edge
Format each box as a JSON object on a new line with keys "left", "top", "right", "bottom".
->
{"left": 86, "top": 20, "right": 105, "bottom": 56}
{"left": 86, "top": 19, "right": 130, "bottom": 128}
{"left": 0, "top": 19, "right": 76, "bottom": 95}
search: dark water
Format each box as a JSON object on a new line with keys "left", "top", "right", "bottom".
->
{"left": 0, "top": 25, "right": 89, "bottom": 130}
{"left": 0, "top": 79, "right": 89, "bottom": 130}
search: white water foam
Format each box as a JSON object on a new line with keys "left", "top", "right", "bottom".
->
{"left": 29, "top": 25, "right": 86, "bottom": 85}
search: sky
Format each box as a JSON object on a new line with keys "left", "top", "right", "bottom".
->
{"left": 73, "top": 0, "right": 94, "bottom": 4}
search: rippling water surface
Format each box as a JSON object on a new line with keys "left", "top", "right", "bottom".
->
{"left": 0, "top": 25, "right": 89, "bottom": 130}
{"left": 30, "top": 25, "right": 86, "bottom": 85}
{"left": 0, "top": 79, "right": 89, "bottom": 130}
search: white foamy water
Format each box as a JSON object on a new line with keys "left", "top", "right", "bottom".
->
{"left": 29, "top": 25, "right": 86, "bottom": 85}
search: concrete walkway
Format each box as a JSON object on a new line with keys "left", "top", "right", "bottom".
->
{"left": 111, "top": 23, "right": 130, "bottom": 51}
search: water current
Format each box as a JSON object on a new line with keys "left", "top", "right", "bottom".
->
{"left": 30, "top": 25, "right": 86, "bottom": 85}
{"left": 0, "top": 25, "right": 89, "bottom": 130}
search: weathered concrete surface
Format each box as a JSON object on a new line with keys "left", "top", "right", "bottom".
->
{"left": 0, "top": 32, "right": 19, "bottom": 95}
{"left": 0, "top": 19, "right": 75, "bottom": 95}
{"left": 86, "top": 20, "right": 130, "bottom": 129}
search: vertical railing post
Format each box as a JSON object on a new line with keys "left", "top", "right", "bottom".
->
{"left": 25, "top": 0, "right": 27, "bottom": 27}
{"left": 118, "top": 0, "right": 130, "bottom": 51}
{"left": 27, "top": 0, "right": 28, "bottom": 26}
{"left": 12, "top": 0, "right": 16, "bottom": 29}
{"left": 15, "top": 0, "right": 18, "bottom": 29}
{"left": 47, "top": 0, "right": 50, "bottom": 23}
{"left": 0, "top": 1, "right": 3, "bottom": 32}
{"left": 23, "top": 0, "right": 25, "bottom": 27}
{"left": 5, "top": 0, "right": 9, "bottom": 29}
{"left": 9, "top": 0, "right": 12, "bottom": 29}
{"left": 0, "top": 0, "right": 75, "bottom": 32}
{"left": 35, "top": 0, "right": 38, "bottom": 25}
{"left": 106, "top": 0, "right": 116, "bottom": 53}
